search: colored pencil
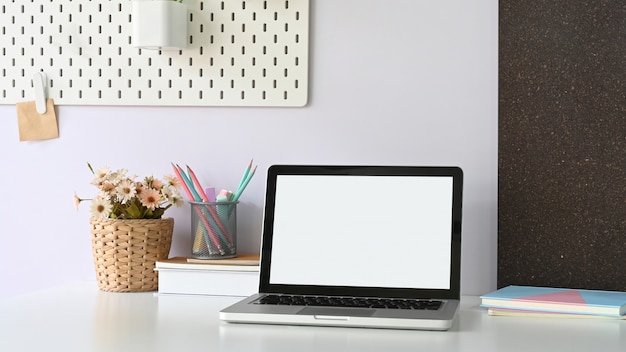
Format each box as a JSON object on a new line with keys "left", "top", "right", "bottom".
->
{"left": 186, "top": 165, "right": 209, "bottom": 202}
{"left": 232, "top": 165, "right": 257, "bottom": 202}
{"left": 231, "top": 159, "right": 253, "bottom": 201}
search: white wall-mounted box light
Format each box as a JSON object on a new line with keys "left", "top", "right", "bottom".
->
{"left": 132, "top": 0, "right": 187, "bottom": 50}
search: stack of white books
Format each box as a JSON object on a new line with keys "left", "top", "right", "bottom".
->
{"left": 155, "top": 254, "right": 260, "bottom": 297}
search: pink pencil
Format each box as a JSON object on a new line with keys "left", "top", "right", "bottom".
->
{"left": 186, "top": 165, "right": 209, "bottom": 202}
{"left": 171, "top": 163, "right": 194, "bottom": 200}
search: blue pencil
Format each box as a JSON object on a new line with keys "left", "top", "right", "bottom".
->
{"left": 232, "top": 165, "right": 256, "bottom": 202}
{"left": 231, "top": 159, "right": 253, "bottom": 201}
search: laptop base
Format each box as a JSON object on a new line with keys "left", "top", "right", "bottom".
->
{"left": 220, "top": 294, "right": 459, "bottom": 331}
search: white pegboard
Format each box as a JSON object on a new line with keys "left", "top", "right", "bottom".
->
{"left": 0, "top": 0, "right": 309, "bottom": 107}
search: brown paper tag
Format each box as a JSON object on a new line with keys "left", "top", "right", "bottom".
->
{"left": 16, "top": 98, "right": 59, "bottom": 141}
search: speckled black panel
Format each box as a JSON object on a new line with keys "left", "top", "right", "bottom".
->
{"left": 498, "top": 1, "right": 626, "bottom": 291}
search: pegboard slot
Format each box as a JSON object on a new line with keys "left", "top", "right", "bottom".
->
{"left": 0, "top": 0, "right": 309, "bottom": 107}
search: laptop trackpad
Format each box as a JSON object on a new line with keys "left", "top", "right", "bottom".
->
{"left": 298, "top": 307, "right": 376, "bottom": 317}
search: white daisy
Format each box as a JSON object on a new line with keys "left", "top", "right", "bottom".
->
{"left": 90, "top": 197, "right": 113, "bottom": 219}
{"left": 162, "top": 186, "right": 184, "bottom": 207}
{"left": 115, "top": 180, "right": 137, "bottom": 204}
{"left": 91, "top": 166, "right": 111, "bottom": 187}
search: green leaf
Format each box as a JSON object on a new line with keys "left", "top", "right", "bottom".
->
{"left": 126, "top": 204, "right": 142, "bottom": 219}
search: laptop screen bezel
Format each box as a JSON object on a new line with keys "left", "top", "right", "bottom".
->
{"left": 257, "top": 165, "right": 463, "bottom": 300}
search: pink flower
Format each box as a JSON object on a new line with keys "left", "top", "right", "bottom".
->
{"left": 151, "top": 178, "right": 164, "bottom": 191}
{"left": 140, "top": 188, "right": 161, "bottom": 210}
{"left": 165, "top": 175, "right": 182, "bottom": 188}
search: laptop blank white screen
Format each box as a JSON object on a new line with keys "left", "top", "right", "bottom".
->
{"left": 268, "top": 175, "right": 453, "bottom": 290}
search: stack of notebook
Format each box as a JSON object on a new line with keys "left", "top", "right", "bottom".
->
{"left": 480, "top": 285, "right": 626, "bottom": 319}
{"left": 155, "top": 254, "right": 260, "bottom": 297}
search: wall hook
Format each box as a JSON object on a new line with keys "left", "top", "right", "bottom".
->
{"left": 32, "top": 72, "right": 47, "bottom": 114}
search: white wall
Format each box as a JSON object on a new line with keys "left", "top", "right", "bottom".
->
{"left": 0, "top": 0, "right": 498, "bottom": 298}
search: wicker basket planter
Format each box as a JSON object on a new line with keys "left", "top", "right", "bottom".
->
{"left": 90, "top": 217, "right": 174, "bottom": 292}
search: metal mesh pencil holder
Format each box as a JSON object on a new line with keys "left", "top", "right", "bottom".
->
{"left": 189, "top": 201, "right": 238, "bottom": 259}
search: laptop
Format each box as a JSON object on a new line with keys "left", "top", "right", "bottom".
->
{"left": 220, "top": 165, "right": 463, "bottom": 330}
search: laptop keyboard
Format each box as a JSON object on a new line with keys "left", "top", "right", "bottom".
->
{"left": 255, "top": 294, "right": 443, "bottom": 310}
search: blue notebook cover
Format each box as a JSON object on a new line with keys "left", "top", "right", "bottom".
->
{"left": 480, "top": 285, "right": 626, "bottom": 317}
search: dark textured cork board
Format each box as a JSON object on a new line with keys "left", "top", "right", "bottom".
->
{"left": 498, "top": 1, "right": 626, "bottom": 291}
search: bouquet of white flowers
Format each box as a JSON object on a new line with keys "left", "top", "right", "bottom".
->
{"left": 74, "top": 163, "right": 184, "bottom": 219}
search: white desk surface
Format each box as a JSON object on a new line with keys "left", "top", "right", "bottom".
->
{"left": 1, "top": 282, "right": 624, "bottom": 352}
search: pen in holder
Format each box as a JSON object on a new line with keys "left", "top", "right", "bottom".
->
{"left": 189, "top": 201, "right": 238, "bottom": 259}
